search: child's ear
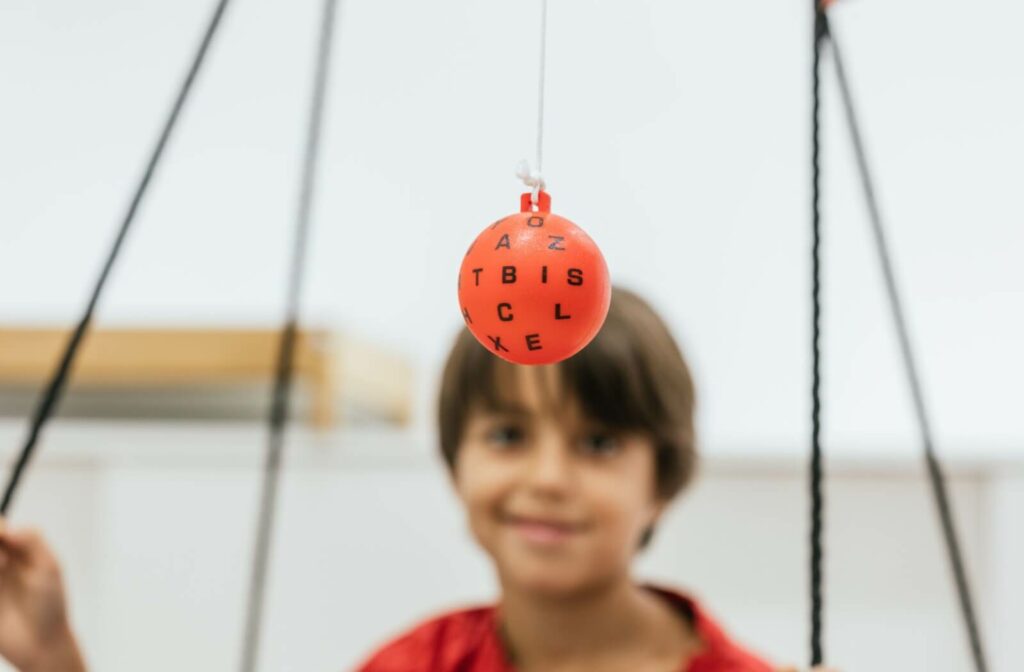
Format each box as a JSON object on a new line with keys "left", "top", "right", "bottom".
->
{"left": 638, "top": 500, "right": 670, "bottom": 551}
{"left": 650, "top": 499, "right": 669, "bottom": 526}
{"left": 445, "top": 456, "right": 462, "bottom": 490}
{"left": 446, "top": 449, "right": 469, "bottom": 498}
{"left": 646, "top": 497, "right": 672, "bottom": 533}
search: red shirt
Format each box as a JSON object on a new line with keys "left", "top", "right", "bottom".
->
{"left": 357, "top": 586, "right": 774, "bottom": 672}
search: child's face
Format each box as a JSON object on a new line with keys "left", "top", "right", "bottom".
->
{"left": 453, "top": 365, "right": 664, "bottom": 597}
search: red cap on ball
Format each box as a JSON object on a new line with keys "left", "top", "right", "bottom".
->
{"left": 457, "top": 191, "right": 611, "bottom": 365}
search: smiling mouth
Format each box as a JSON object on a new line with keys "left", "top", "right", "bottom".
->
{"left": 502, "top": 515, "right": 584, "bottom": 545}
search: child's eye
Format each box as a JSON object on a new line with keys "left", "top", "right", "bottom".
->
{"left": 579, "top": 432, "right": 620, "bottom": 457}
{"left": 486, "top": 425, "right": 525, "bottom": 448}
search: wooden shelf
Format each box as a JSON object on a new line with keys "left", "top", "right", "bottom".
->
{"left": 0, "top": 327, "right": 412, "bottom": 429}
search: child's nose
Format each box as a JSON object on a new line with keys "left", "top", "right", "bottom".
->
{"left": 524, "top": 432, "right": 573, "bottom": 495}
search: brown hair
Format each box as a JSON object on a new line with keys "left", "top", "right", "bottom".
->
{"left": 438, "top": 286, "right": 698, "bottom": 505}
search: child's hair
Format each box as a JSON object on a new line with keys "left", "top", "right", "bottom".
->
{"left": 438, "top": 286, "right": 698, "bottom": 509}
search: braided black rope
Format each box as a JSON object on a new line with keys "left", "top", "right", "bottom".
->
{"left": 824, "top": 16, "right": 988, "bottom": 671}
{"left": 237, "top": 1, "right": 339, "bottom": 670}
{"left": 809, "top": 1, "right": 827, "bottom": 666}
{"left": 0, "top": 0, "right": 233, "bottom": 516}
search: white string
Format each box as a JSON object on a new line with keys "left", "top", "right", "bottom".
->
{"left": 536, "top": 0, "right": 547, "bottom": 176}
{"left": 518, "top": 0, "right": 548, "bottom": 204}
{"left": 516, "top": 160, "right": 544, "bottom": 192}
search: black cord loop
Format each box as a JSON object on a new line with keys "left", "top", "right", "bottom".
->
{"left": 809, "top": 1, "right": 827, "bottom": 666}
{"left": 0, "top": 0, "right": 234, "bottom": 516}
{"left": 824, "top": 14, "right": 989, "bottom": 671}
{"left": 237, "top": 1, "right": 340, "bottom": 670}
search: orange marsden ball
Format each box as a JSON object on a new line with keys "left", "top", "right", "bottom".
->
{"left": 457, "top": 191, "right": 611, "bottom": 365}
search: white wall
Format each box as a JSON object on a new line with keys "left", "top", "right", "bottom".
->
{"left": 1, "top": 0, "right": 1021, "bottom": 449}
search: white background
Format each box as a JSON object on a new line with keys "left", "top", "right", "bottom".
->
{"left": 0, "top": 0, "right": 1022, "bottom": 670}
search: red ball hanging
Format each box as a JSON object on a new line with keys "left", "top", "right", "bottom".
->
{"left": 457, "top": 191, "right": 611, "bottom": 365}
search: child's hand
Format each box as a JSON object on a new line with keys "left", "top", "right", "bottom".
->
{"left": 0, "top": 519, "right": 86, "bottom": 672}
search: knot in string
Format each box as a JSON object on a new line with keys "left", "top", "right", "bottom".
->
{"left": 516, "top": 159, "right": 545, "bottom": 204}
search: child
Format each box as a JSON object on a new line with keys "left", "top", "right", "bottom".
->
{"left": 357, "top": 287, "right": 779, "bottom": 671}
{"left": 0, "top": 287, "right": 823, "bottom": 671}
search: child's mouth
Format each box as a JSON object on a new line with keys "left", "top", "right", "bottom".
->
{"left": 503, "top": 515, "right": 582, "bottom": 545}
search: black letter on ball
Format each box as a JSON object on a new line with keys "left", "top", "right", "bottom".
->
{"left": 487, "top": 335, "right": 510, "bottom": 353}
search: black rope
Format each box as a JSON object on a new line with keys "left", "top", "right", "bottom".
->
{"left": 825, "top": 16, "right": 989, "bottom": 672}
{"left": 0, "top": 0, "right": 233, "bottom": 516}
{"left": 238, "top": 1, "right": 339, "bottom": 670}
{"left": 809, "top": 1, "right": 827, "bottom": 666}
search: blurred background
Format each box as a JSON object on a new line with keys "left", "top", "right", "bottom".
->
{"left": 1, "top": 0, "right": 1022, "bottom": 670}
